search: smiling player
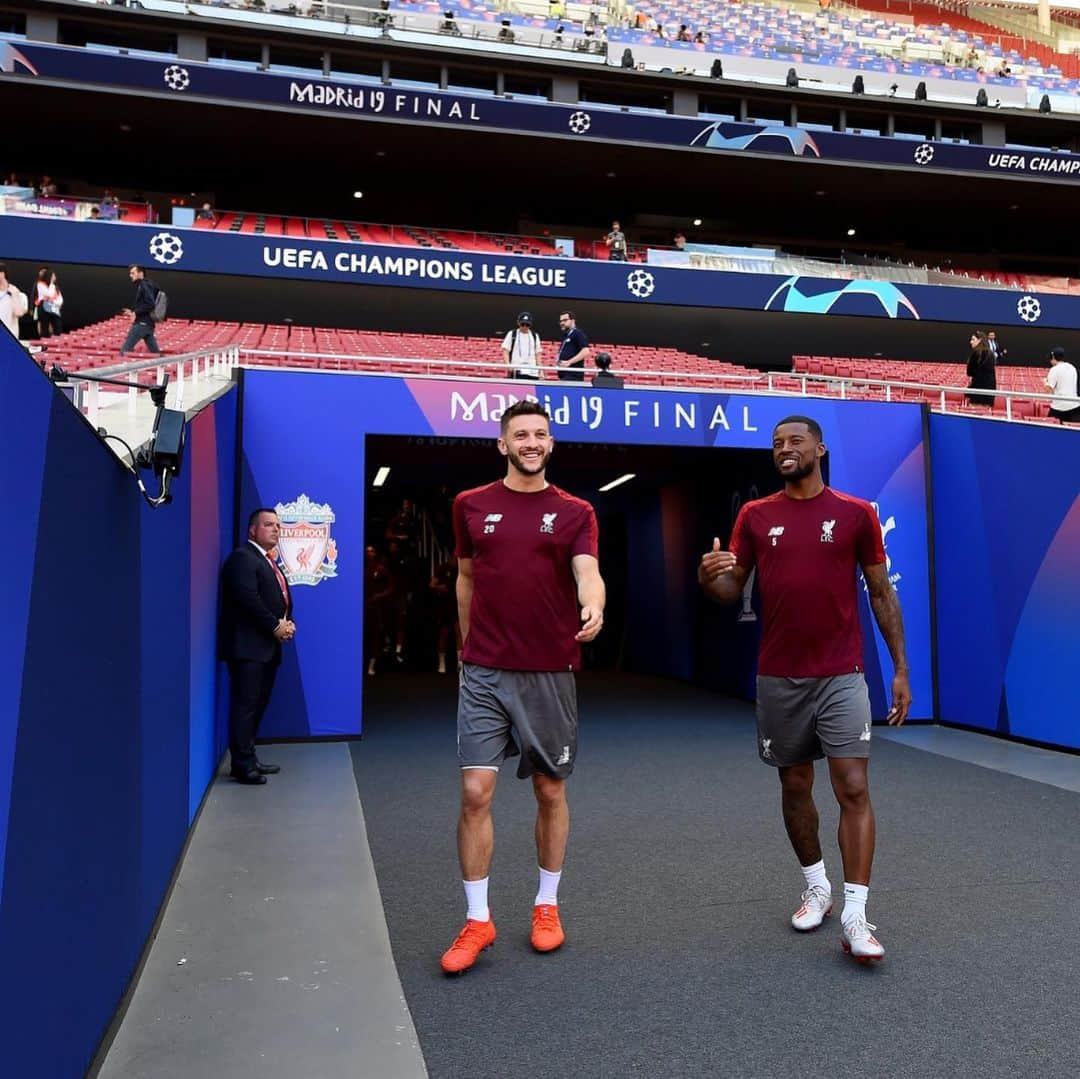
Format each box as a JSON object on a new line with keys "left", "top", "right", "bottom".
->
{"left": 698, "top": 415, "right": 911, "bottom": 962}
{"left": 440, "top": 400, "right": 606, "bottom": 975}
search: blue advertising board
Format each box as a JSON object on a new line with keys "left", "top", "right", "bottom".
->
{"left": 2, "top": 212, "right": 1076, "bottom": 330}
{"left": 4, "top": 37, "right": 1080, "bottom": 184}
{"left": 240, "top": 371, "right": 933, "bottom": 737}
{"left": 931, "top": 414, "right": 1080, "bottom": 749}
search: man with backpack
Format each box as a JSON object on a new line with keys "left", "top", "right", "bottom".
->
{"left": 120, "top": 264, "right": 166, "bottom": 354}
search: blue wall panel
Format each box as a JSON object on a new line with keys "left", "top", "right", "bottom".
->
{"left": 0, "top": 335, "right": 237, "bottom": 1078}
{"left": 241, "top": 373, "right": 934, "bottom": 734}
{"left": 931, "top": 415, "right": 1080, "bottom": 746}
{"left": 0, "top": 350, "right": 51, "bottom": 904}
{"left": 2, "top": 392, "right": 143, "bottom": 1078}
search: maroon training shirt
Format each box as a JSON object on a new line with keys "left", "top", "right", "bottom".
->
{"left": 454, "top": 481, "right": 599, "bottom": 672}
{"left": 730, "top": 487, "right": 886, "bottom": 677}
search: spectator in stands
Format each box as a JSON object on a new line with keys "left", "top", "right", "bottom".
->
{"left": 3, "top": 172, "right": 19, "bottom": 187}
{"left": 1044, "top": 347, "right": 1080, "bottom": 424}
{"left": 605, "top": 220, "right": 628, "bottom": 262}
{"left": 38, "top": 175, "right": 57, "bottom": 197}
{"left": 502, "top": 311, "right": 543, "bottom": 380}
{"left": 677, "top": 23, "right": 692, "bottom": 41}
{"left": 556, "top": 310, "right": 590, "bottom": 382}
{"left": 196, "top": 201, "right": 217, "bottom": 222}
{"left": 965, "top": 331, "right": 996, "bottom": 408}
{"left": 120, "top": 264, "right": 162, "bottom": 355}
{"left": 88, "top": 205, "right": 103, "bottom": 221}
{"left": 218, "top": 508, "right": 293, "bottom": 784}
{"left": 0, "top": 263, "right": 29, "bottom": 340}
{"left": 365, "top": 544, "right": 394, "bottom": 676}
{"left": 34, "top": 267, "right": 63, "bottom": 338}
{"left": 591, "top": 350, "right": 624, "bottom": 389}
{"left": 673, "top": 231, "right": 687, "bottom": 250}
{"left": 986, "top": 330, "right": 1006, "bottom": 360}
{"left": 497, "top": 24, "right": 516, "bottom": 43}
{"left": 694, "top": 30, "right": 707, "bottom": 44}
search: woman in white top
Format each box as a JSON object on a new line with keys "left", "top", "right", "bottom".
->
{"left": 35, "top": 267, "right": 63, "bottom": 338}
{"left": 502, "top": 311, "right": 543, "bottom": 380}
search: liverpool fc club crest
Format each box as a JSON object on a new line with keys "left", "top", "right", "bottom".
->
{"left": 274, "top": 494, "right": 339, "bottom": 586}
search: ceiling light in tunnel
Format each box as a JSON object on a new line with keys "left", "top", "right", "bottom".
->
{"left": 598, "top": 473, "right": 636, "bottom": 493}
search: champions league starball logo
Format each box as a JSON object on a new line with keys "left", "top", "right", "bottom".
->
{"left": 626, "top": 269, "right": 655, "bottom": 299}
{"left": 568, "top": 110, "right": 592, "bottom": 134}
{"left": 764, "top": 277, "right": 920, "bottom": 319}
{"left": 913, "top": 143, "right": 935, "bottom": 166}
{"left": 274, "top": 494, "right": 339, "bottom": 586}
{"left": 148, "top": 232, "right": 184, "bottom": 265}
{"left": 1016, "top": 295, "right": 1042, "bottom": 322}
{"left": 163, "top": 65, "right": 190, "bottom": 91}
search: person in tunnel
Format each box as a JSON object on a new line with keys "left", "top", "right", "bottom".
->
{"left": 440, "top": 400, "right": 606, "bottom": 975}
{"left": 698, "top": 415, "right": 911, "bottom": 963}
{"left": 364, "top": 544, "right": 394, "bottom": 676}
{"left": 429, "top": 555, "right": 462, "bottom": 674}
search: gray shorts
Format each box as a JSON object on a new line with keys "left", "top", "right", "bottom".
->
{"left": 457, "top": 663, "right": 578, "bottom": 780}
{"left": 756, "top": 674, "right": 873, "bottom": 768}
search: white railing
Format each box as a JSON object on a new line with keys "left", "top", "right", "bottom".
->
{"left": 64, "top": 345, "right": 240, "bottom": 427}
{"left": 768, "top": 370, "right": 1078, "bottom": 422}
{"left": 237, "top": 348, "right": 766, "bottom": 386}
{"left": 236, "top": 348, "right": 1078, "bottom": 424}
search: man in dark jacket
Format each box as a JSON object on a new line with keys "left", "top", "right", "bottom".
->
{"left": 120, "top": 264, "right": 161, "bottom": 355}
{"left": 219, "top": 508, "right": 295, "bottom": 784}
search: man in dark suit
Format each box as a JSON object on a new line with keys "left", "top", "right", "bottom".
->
{"left": 219, "top": 508, "right": 295, "bottom": 784}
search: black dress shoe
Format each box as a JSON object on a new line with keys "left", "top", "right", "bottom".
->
{"left": 230, "top": 768, "right": 267, "bottom": 785}
{"left": 255, "top": 760, "right": 280, "bottom": 775}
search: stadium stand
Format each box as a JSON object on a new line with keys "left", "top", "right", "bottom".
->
{"left": 791, "top": 351, "right": 1060, "bottom": 419}
{"left": 34, "top": 317, "right": 1067, "bottom": 422}
{"left": 610, "top": 0, "right": 1080, "bottom": 93}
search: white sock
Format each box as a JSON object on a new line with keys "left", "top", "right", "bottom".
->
{"left": 463, "top": 877, "right": 490, "bottom": 922}
{"left": 534, "top": 866, "right": 562, "bottom": 907}
{"left": 800, "top": 859, "right": 831, "bottom": 895}
{"left": 841, "top": 882, "right": 868, "bottom": 926}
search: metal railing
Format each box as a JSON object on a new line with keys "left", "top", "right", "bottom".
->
{"left": 236, "top": 348, "right": 1078, "bottom": 423}
{"left": 768, "top": 369, "right": 1078, "bottom": 421}
{"left": 64, "top": 346, "right": 240, "bottom": 427}
{"left": 238, "top": 348, "right": 766, "bottom": 386}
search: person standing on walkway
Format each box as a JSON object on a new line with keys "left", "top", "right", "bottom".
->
{"left": 0, "top": 262, "right": 29, "bottom": 340}
{"left": 441, "top": 400, "right": 605, "bottom": 974}
{"left": 698, "top": 415, "right": 911, "bottom": 962}
{"left": 218, "top": 508, "right": 294, "bottom": 785}
{"left": 555, "top": 310, "right": 590, "bottom": 383}
{"left": 120, "top": 264, "right": 162, "bottom": 355}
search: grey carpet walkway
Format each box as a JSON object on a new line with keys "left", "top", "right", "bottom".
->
{"left": 97, "top": 742, "right": 426, "bottom": 1079}
{"left": 352, "top": 672, "right": 1080, "bottom": 1079}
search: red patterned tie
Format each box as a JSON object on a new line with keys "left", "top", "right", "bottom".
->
{"left": 267, "top": 551, "right": 289, "bottom": 606}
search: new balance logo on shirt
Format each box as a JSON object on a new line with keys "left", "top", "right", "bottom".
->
{"left": 483, "top": 513, "right": 503, "bottom": 535}
{"left": 768, "top": 526, "right": 785, "bottom": 546}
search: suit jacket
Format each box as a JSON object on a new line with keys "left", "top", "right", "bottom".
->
{"left": 218, "top": 543, "right": 293, "bottom": 664}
